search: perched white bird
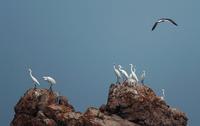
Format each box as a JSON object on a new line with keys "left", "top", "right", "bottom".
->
{"left": 28, "top": 68, "right": 40, "bottom": 89}
{"left": 43, "top": 76, "right": 56, "bottom": 91}
{"left": 113, "top": 64, "right": 122, "bottom": 84}
{"left": 152, "top": 18, "right": 178, "bottom": 31}
{"left": 127, "top": 78, "right": 136, "bottom": 85}
{"left": 140, "top": 70, "right": 146, "bottom": 84}
{"left": 118, "top": 65, "right": 129, "bottom": 81}
{"left": 129, "top": 64, "right": 139, "bottom": 82}
{"left": 160, "top": 89, "right": 165, "bottom": 100}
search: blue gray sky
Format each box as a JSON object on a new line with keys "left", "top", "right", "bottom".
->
{"left": 0, "top": 0, "right": 199, "bottom": 125}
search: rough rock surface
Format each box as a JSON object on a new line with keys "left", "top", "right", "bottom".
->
{"left": 11, "top": 82, "right": 188, "bottom": 126}
{"left": 105, "top": 82, "right": 188, "bottom": 126}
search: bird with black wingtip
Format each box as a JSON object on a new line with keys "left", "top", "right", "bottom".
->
{"left": 152, "top": 18, "right": 178, "bottom": 31}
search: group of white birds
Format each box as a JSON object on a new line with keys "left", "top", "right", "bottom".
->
{"left": 113, "top": 64, "right": 145, "bottom": 85}
{"left": 114, "top": 64, "right": 166, "bottom": 100}
{"left": 28, "top": 68, "right": 56, "bottom": 91}
{"left": 27, "top": 18, "right": 175, "bottom": 97}
{"left": 112, "top": 18, "right": 177, "bottom": 84}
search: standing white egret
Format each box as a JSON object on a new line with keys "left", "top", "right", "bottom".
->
{"left": 43, "top": 76, "right": 56, "bottom": 91}
{"left": 28, "top": 68, "right": 40, "bottom": 89}
{"left": 140, "top": 70, "right": 146, "bottom": 84}
{"left": 129, "top": 64, "right": 139, "bottom": 82}
{"left": 113, "top": 64, "right": 122, "bottom": 84}
{"left": 118, "top": 65, "right": 129, "bottom": 81}
{"left": 160, "top": 89, "right": 165, "bottom": 100}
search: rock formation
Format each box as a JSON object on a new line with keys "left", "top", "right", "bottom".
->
{"left": 11, "top": 82, "right": 188, "bottom": 126}
{"left": 105, "top": 83, "right": 187, "bottom": 126}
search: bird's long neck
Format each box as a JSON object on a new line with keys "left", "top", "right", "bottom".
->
{"left": 130, "top": 65, "right": 133, "bottom": 72}
{"left": 162, "top": 90, "right": 165, "bottom": 97}
{"left": 133, "top": 68, "right": 136, "bottom": 73}
{"left": 29, "top": 71, "right": 33, "bottom": 78}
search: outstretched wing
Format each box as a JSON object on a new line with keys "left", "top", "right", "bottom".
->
{"left": 166, "top": 18, "right": 178, "bottom": 26}
{"left": 152, "top": 22, "right": 158, "bottom": 31}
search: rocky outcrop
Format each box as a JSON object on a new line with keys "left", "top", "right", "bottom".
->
{"left": 11, "top": 88, "right": 74, "bottom": 126}
{"left": 11, "top": 82, "right": 188, "bottom": 126}
{"left": 105, "top": 83, "right": 188, "bottom": 126}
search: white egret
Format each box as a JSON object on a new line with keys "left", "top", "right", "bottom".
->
{"left": 43, "top": 76, "right": 56, "bottom": 91}
{"left": 118, "top": 65, "right": 129, "bottom": 81}
{"left": 129, "top": 64, "right": 139, "bottom": 82}
{"left": 140, "top": 70, "right": 146, "bottom": 84}
{"left": 152, "top": 18, "right": 178, "bottom": 31}
{"left": 113, "top": 64, "right": 122, "bottom": 84}
{"left": 28, "top": 68, "right": 40, "bottom": 89}
{"left": 160, "top": 89, "right": 165, "bottom": 100}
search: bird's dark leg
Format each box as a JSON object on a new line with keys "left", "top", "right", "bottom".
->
{"left": 56, "top": 96, "right": 59, "bottom": 104}
{"left": 34, "top": 84, "right": 36, "bottom": 90}
{"left": 49, "top": 84, "right": 53, "bottom": 92}
{"left": 116, "top": 80, "right": 118, "bottom": 84}
{"left": 116, "top": 77, "right": 120, "bottom": 84}
{"left": 141, "top": 80, "right": 144, "bottom": 84}
{"left": 123, "top": 77, "right": 127, "bottom": 84}
{"left": 122, "top": 76, "right": 125, "bottom": 83}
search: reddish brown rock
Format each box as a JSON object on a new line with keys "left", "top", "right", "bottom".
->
{"left": 11, "top": 82, "right": 188, "bottom": 126}
{"left": 105, "top": 82, "right": 188, "bottom": 126}
{"left": 11, "top": 88, "right": 139, "bottom": 126}
{"left": 82, "top": 107, "right": 140, "bottom": 126}
{"left": 11, "top": 88, "right": 74, "bottom": 126}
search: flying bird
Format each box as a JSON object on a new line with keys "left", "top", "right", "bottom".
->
{"left": 152, "top": 18, "right": 178, "bottom": 31}
{"left": 43, "top": 76, "right": 56, "bottom": 91}
{"left": 113, "top": 64, "right": 122, "bottom": 84}
{"left": 118, "top": 65, "right": 129, "bottom": 81}
{"left": 28, "top": 68, "right": 40, "bottom": 89}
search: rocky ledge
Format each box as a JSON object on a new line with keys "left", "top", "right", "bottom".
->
{"left": 11, "top": 82, "right": 188, "bottom": 126}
